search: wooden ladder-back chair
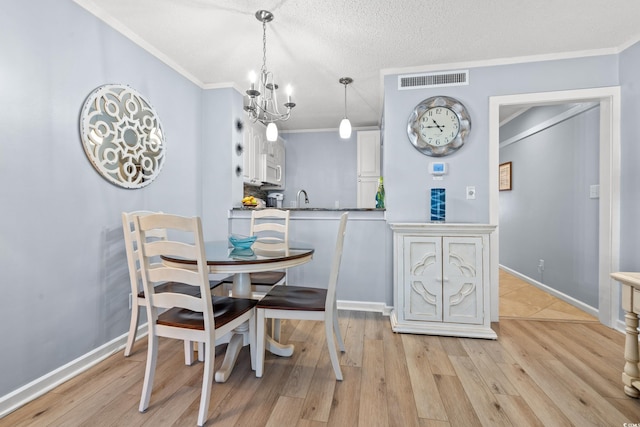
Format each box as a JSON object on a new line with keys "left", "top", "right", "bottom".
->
{"left": 255, "top": 212, "right": 348, "bottom": 380}
{"left": 135, "top": 213, "right": 257, "bottom": 427}
{"left": 122, "top": 211, "right": 221, "bottom": 362}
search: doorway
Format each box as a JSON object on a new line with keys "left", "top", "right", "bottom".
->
{"left": 489, "top": 87, "right": 621, "bottom": 328}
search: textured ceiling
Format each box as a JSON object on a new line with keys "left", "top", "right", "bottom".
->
{"left": 74, "top": 0, "right": 640, "bottom": 131}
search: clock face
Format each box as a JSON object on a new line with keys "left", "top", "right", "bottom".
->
{"left": 407, "top": 96, "right": 471, "bottom": 157}
{"left": 418, "top": 107, "right": 461, "bottom": 147}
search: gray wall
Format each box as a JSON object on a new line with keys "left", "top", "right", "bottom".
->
{"left": 499, "top": 106, "right": 600, "bottom": 307}
{"left": 0, "top": 0, "right": 225, "bottom": 397}
{"left": 281, "top": 130, "right": 358, "bottom": 208}
{"left": 619, "top": 41, "right": 640, "bottom": 272}
{"left": 382, "top": 55, "right": 619, "bottom": 225}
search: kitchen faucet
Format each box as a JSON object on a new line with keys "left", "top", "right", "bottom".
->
{"left": 296, "top": 189, "right": 309, "bottom": 208}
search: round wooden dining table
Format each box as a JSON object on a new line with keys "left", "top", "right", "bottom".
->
{"left": 162, "top": 241, "right": 314, "bottom": 382}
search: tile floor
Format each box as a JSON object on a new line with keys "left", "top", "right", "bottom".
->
{"left": 499, "top": 269, "right": 598, "bottom": 322}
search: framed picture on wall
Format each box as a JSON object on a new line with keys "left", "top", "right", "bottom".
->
{"left": 499, "top": 162, "right": 512, "bottom": 191}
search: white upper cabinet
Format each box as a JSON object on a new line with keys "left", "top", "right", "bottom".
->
{"left": 243, "top": 120, "right": 286, "bottom": 188}
{"left": 357, "top": 130, "right": 380, "bottom": 177}
{"left": 242, "top": 120, "right": 264, "bottom": 186}
{"left": 262, "top": 137, "right": 286, "bottom": 189}
{"left": 357, "top": 130, "right": 381, "bottom": 208}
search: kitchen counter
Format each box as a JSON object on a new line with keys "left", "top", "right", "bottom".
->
{"left": 231, "top": 207, "right": 384, "bottom": 212}
{"left": 228, "top": 206, "right": 392, "bottom": 308}
{"left": 229, "top": 207, "right": 386, "bottom": 221}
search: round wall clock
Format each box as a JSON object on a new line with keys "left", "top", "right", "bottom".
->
{"left": 407, "top": 96, "right": 471, "bottom": 157}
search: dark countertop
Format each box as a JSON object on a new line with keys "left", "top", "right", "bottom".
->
{"left": 232, "top": 207, "right": 384, "bottom": 212}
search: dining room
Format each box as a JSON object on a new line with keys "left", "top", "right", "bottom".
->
{"left": 4, "top": 0, "right": 640, "bottom": 425}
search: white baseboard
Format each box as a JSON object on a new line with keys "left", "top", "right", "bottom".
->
{"left": 0, "top": 325, "right": 148, "bottom": 419}
{"left": 338, "top": 300, "right": 393, "bottom": 316}
{"left": 499, "top": 265, "right": 599, "bottom": 318}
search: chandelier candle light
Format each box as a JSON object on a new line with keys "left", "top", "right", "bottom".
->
{"left": 244, "top": 10, "right": 295, "bottom": 142}
{"left": 339, "top": 77, "right": 353, "bottom": 139}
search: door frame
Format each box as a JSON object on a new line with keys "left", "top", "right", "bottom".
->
{"left": 488, "top": 86, "right": 621, "bottom": 327}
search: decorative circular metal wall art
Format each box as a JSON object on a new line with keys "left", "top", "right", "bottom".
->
{"left": 80, "top": 84, "right": 166, "bottom": 188}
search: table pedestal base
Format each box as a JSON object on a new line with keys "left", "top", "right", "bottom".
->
{"left": 214, "top": 272, "right": 293, "bottom": 382}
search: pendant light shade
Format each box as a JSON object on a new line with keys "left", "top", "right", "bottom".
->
{"left": 266, "top": 122, "right": 278, "bottom": 141}
{"left": 339, "top": 118, "right": 352, "bottom": 139}
{"left": 339, "top": 77, "right": 353, "bottom": 139}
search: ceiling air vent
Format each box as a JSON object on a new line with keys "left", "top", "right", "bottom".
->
{"left": 398, "top": 70, "right": 469, "bottom": 90}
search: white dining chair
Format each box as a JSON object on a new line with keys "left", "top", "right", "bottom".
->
{"left": 255, "top": 212, "right": 348, "bottom": 380}
{"left": 135, "top": 213, "right": 257, "bottom": 427}
{"left": 221, "top": 208, "right": 290, "bottom": 298}
{"left": 121, "top": 210, "right": 221, "bottom": 362}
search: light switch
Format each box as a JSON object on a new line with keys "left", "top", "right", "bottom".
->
{"left": 589, "top": 184, "right": 600, "bottom": 199}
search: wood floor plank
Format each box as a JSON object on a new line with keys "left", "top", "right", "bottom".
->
{"left": 605, "top": 396, "right": 640, "bottom": 421}
{"left": 401, "top": 334, "right": 448, "bottom": 420}
{"left": 438, "top": 335, "right": 468, "bottom": 357}
{"left": 543, "top": 358, "right": 630, "bottom": 426}
{"left": 265, "top": 396, "right": 304, "bottom": 427}
{"left": 528, "top": 321, "right": 627, "bottom": 399}
{"left": 233, "top": 340, "right": 303, "bottom": 427}
{"left": 340, "top": 310, "right": 365, "bottom": 368}
{"left": 419, "top": 335, "right": 456, "bottom": 377}
{"left": 382, "top": 326, "right": 420, "bottom": 427}
{"left": 282, "top": 321, "right": 325, "bottom": 399}
{"left": 364, "top": 311, "right": 386, "bottom": 340}
{"left": 358, "top": 339, "right": 388, "bottom": 427}
{"left": 1, "top": 354, "right": 142, "bottom": 427}
{"left": 448, "top": 355, "right": 513, "bottom": 426}
{"left": 433, "top": 374, "right": 480, "bottom": 426}
{"left": 460, "top": 338, "right": 519, "bottom": 396}
{"left": 47, "top": 359, "right": 146, "bottom": 427}
{"left": 300, "top": 344, "right": 337, "bottom": 422}
{"left": 205, "top": 350, "right": 263, "bottom": 427}
{"left": 326, "top": 366, "right": 360, "bottom": 427}
{"left": 497, "top": 362, "right": 573, "bottom": 427}
{"left": 494, "top": 394, "right": 544, "bottom": 427}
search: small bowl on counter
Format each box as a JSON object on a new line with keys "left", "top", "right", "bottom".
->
{"left": 228, "top": 234, "right": 257, "bottom": 249}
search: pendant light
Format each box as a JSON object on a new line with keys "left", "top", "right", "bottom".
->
{"left": 339, "top": 77, "right": 353, "bottom": 139}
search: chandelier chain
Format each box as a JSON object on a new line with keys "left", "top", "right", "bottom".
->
{"left": 262, "top": 20, "right": 267, "bottom": 74}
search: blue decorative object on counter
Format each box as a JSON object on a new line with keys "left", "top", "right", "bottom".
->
{"left": 229, "top": 234, "right": 257, "bottom": 249}
{"left": 430, "top": 188, "right": 446, "bottom": 222}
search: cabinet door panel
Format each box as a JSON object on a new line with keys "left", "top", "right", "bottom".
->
{"left": 357, "top": 131, "right": 380, "bottom": 177}
{"left": 442, "top": 237, "right": 483, "bottom": 324}
{"left": 405, "top": 237, "right": 442, "bottom": 321}
{"left": 357, "top": 177, "right": 378, "bottom": 208}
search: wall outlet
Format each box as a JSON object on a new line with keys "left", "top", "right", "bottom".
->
{"left": 466, "top": 186, "right": 476, "bottom": 200}
{"left": 538, "top": 259, "right": 545, "bottom": 272}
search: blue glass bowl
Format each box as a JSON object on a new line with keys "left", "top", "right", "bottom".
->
{"left": 229, "top": 234, "right": 257, "bottom": 249}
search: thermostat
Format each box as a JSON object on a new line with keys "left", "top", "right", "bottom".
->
{"left": 429, "top": 162, "right": 448, "bottom": 176}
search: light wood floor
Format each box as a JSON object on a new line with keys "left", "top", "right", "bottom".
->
{"left": 3, "top": 276, "right": 640, "bottom": 426}
{"left": 499, "top": 269, "right": 599, "bottom": 322}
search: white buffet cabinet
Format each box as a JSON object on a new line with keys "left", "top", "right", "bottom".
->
{"left": 390, "top": 223, "right": 497, "bottom": 339}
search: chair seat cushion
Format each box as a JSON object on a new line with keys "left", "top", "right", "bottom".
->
{"left": 256, "top": 285, "right": 326, "bottom": 311}
{"left": 157, "top": 296, "right": 256, "bottom": 330}
{"left": 137, "top": 280, "right": 223, "bottom": 298}
{"left": 220, "top": 271, "right": 286, "bottom": 286}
